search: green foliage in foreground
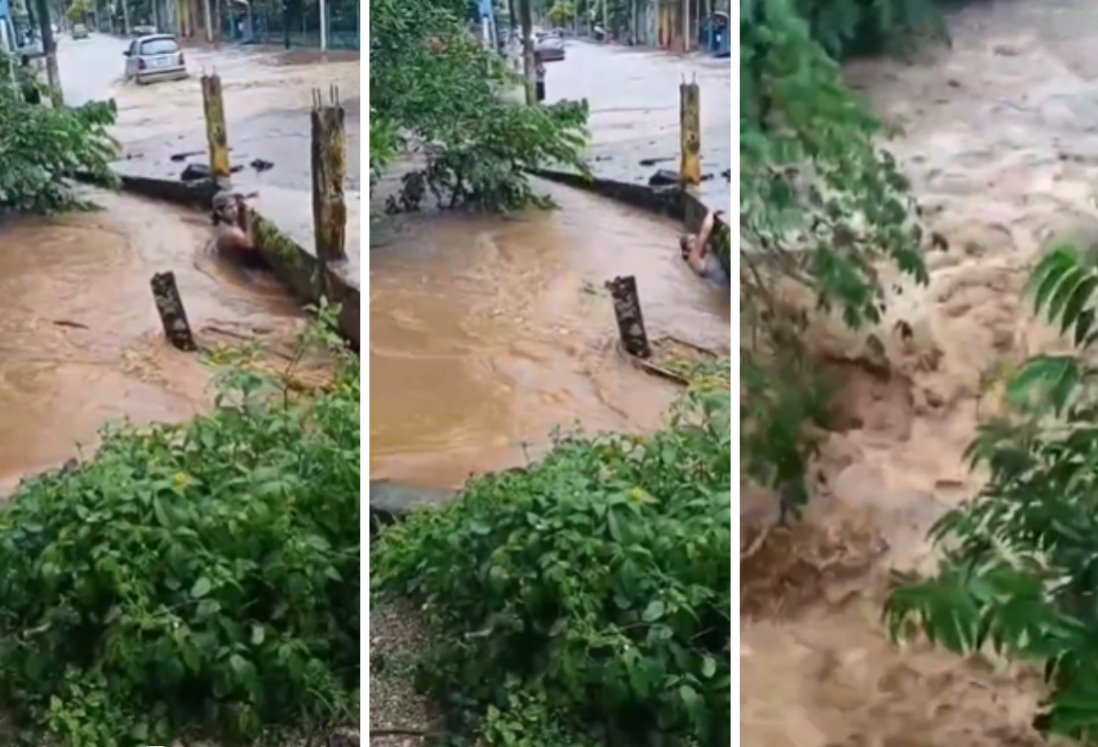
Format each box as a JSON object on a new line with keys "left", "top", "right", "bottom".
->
{"left": 886, "top": 247, "right": 1098, "bottom": 743}
{"left": 0, "top": 56, "right": 119, "bottom": 213}
{"left": 739, "top": 0, "right": 928, "bottom": 517}
{"left": 0, "top": 333, "right": 360, "bottom": 746}
{"left": 370, "top": 0, "right": 589, "bottom": 211}
{"left": 373, "top": 373, "right": 731, "bottom": 746}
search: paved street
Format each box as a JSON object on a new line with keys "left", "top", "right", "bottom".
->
{"left": 56, "top": 33, "right": 361, "bottom": 273}
{"left": 544, "top": 40, "right": 731, "bottom": 211}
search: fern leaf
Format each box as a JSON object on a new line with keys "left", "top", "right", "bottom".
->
{"left": 1047, "top": 267, "right": 1087, "bottom": 329}
{"left": 1007, "top": 356, "right": 1080, "bottom": 415}
{"left": 1031, "top": 246, "right": 1079, "bottom": 316}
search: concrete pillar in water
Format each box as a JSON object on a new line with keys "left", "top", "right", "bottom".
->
{"left": 606, "top": 275, "right": 652, "bottom": 359}
{"left": 201, "top": 73, "right": 231, "bottom": 183}
{"left": 310, "top": 86, "right": 347, "bottom": 267}
{"left": 679, "top": 78, "right": 700, "bottom": 185}
{"left": 150, "top": 272, "right": 197, "bottom": 351}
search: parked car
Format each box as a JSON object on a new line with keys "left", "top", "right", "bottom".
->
{"left": 123, "top": 34, "right": 187, "bottom": 84}
{"left": 535, "top": 31, "right": 565, "bottom": 61}
{"left": 72, "top": 23, "right": 89, "bottom": 39}
{"left": 133, "top": 23, "right": 157, "bottom": 35}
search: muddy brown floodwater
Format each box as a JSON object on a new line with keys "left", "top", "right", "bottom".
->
{"left": 369, "top": 180, "right": 730, "bottom": 488}
{"left": 742, "top": 1, "right": 1098, "bottom": 745}
{"left": 0, "top": 189, "right": 303, "bottom": 497}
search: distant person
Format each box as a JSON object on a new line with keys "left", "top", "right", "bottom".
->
{"left": 679, "top": 209, "right": 729, "bottom": 290}
{"left": 534, "top": 51, "right": 546, "bottom": 103}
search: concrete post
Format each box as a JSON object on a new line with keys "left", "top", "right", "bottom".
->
{"left": 679, "top": 79, "right": 700, "bottom": 185}
{"left": 200, "top": 73, "right": 231, "bottom": 183}
{"left": 319, "top": 0, "right": 327, "bottom": 50}
{"left": 606, "top": 276, "right": 651, "bottom": 359}
{"left": 310, "top": 86, "right": 347, "bottom": 265}
{"left": 151, "top": 272, "right": 197, "bottom": 351}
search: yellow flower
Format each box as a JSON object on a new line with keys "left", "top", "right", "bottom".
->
{"left": 172, "top": 472, "right": 189, "bottom": 489}
{"left": 629, "top": 487, "right": 645, "bottom": 503}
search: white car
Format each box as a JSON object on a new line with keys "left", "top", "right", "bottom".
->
{"left": 123, "top": 34, "right": 188, "bottom": 85}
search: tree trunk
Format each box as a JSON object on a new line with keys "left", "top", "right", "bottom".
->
{"left": 121, "top": 0, "right": 131, "bottom": 35}
{"left": 33, "top": 0, "right": 62, "bottom": 105}
{"left": 519, "top": 0, "right": 534, "bottom": 105}
{"left": 606, "top": 276, "right": 652, "bottom": 358}
{"left": 150, "top": 272, "right": 197, "bottom": 351}
{"left": 203, "top": 0, "right": 213, "bottom": 41}
{"left": 506, "top": 0, "right": 516, "bottom": 30}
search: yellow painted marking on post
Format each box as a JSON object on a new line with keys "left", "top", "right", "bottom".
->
{"left": 679, "top": 81, "right": 701, "bottom": 185}
{"left": 200, "top": 74, "right": 231, "bottom": 181}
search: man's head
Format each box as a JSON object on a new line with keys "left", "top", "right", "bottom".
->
{"left": 211, "top": 190, "right": 239, "bottom": 226}
{"left": 679, "top": 233, "right": 695, "bottom": 261}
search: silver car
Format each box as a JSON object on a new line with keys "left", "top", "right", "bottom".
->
{"left": 123, "top": 34, "right": 187, "bottom": 84}
{"left": 535, "top": 31, "right": 565, "bottom": 61}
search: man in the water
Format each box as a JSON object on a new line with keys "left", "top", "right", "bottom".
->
{"left": 211, "top": 190, "right": 258, "bottom": 260}
{"left": 680, "top": 209, "right": 729, "bottom": 289}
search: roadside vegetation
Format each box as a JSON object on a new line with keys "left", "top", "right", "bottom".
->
{"left": 0, "top": 54, "right": 118, "bottom": 213}
{"left": 0, "top": 315, "right": 360, "bottom": 747}
{"left": 372, "top": 365, "right": 730, "bottom": 746}
{"left": 369, "top": 0, "right": 589, "bottom": 211}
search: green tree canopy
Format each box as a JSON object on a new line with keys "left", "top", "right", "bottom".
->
{"left": 370, "top": 0, "right": 589, "bottom": 211}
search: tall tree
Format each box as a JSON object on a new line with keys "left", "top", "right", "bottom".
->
{"left": 519, "top": 0, "right": 534, "bottom": 104}
{"left": 32, "top": 0, "right": 62, "bottom": 104}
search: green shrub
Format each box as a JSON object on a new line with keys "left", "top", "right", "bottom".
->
{"left": 0, "top": 58, "right": 118, "bottom": 213}
{"left": 373, "top": 379, "right": 730, "bottom": 746}
{"left": 886, "top": 246, "right": 1098, "bottom": 743}
{"left": 0, "top": 335, "right": 360, "bottom": 746}
{"left": 370, "top": 0, "right": 589, "bottom": 211}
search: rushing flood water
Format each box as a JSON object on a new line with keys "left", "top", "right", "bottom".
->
{"left": 742, "top": 1, "right": 1098, "bottom": 744}
{"left": 369, "top": 181, "right": 729, "bottom": 488}
{"left": 0, "top": 190, "right": 302, "bottom": 496}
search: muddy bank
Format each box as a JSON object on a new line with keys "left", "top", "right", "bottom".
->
{"left": 369, "top": 179, "right": 729, "bottom": 488}
{"left": 0, "top": 189, "right": 304, "bottom": 496}
{"left": 741, "top": 0, "right": 1098, "bottom": 744}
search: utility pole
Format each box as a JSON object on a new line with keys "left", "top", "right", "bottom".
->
{"left": 519, "top": 0, "right": 534, "bottom": 105}
{"left": 32, "top": 0, "right": 62, "bottom": 105}
{"left": 676, "top": 0, "right": 685, "bottom": 52}
{"left": 318, "top": 0, "right": 326, "bottom": 51}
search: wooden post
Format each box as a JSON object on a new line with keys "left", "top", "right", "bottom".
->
{"left": 201, "top": 73, "right": 231, "bottom": 183}
{"left": 310, "top": 86, "right": 347, "bottom": 264}
{"left": 606, "top": 275, "right": 652, "bottom": 359}
{"left": 151, "top": 272, "right": 197, "bottom": 351}
{"left": 680, "top": 78, "right": 700, "bottom": 185}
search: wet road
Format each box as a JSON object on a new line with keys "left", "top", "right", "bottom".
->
{"left": 370, "top": 179, "right": 729, "bottom": 488}
{"left": 545, "top": 40, "right": 731, "bottom": 211}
